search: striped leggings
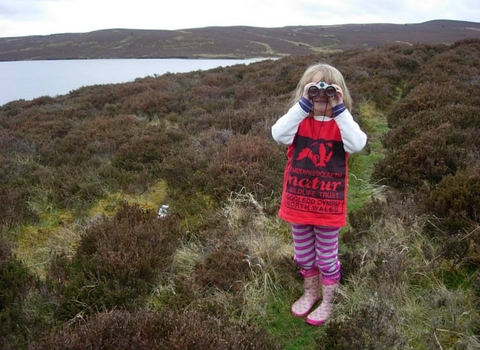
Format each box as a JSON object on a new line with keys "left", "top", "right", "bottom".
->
{"left": 292, "top": 224, "right": 341, "bottom": 283}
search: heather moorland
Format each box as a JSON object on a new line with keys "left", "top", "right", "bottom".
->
{"left": 0, "top": 38, "right": 479, "bottom": 349}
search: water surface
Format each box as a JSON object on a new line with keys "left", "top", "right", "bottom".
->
{"left": 0, "top": 58, "right": 263, "bottom": 106}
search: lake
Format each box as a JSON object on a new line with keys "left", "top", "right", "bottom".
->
{"left": 0, "top": 58, "right": 264, "bottom": 106}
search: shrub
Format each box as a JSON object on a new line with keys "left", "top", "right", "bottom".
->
{"left": 387, "top": 81, "right": 480, "bottom": 128}
{"left": 421, "top": 166, "right": 480, "bottom": 266}
{"left": 0, "top": 187, "right": 35, "bottom": 229}
{"left": 334, "top": 44, "right": 446, "bottom": 111}
{"left": 423, "top": 166, "right": 480, "bottom": 235}
{"left": 48, "top": 202, "right": 184, "bottom": 319}
{"left": 194, "top": 244, "right": 250, "bottom": 294}
{"left": 382, "top": 105, "right": 480, "bottom": 152}
{"left": 372, "top": 124, "right": 466, "bottom": 190}
{"left": 159, "top": 127, "right": 231, "bottom": 194}
{"left": 0, "top": 237, "right": 49, "bottom": 348}
{"left": 205, "top": 134, "right": 285, "bottom": 202}
{"left": 320, "top": 299, "right": 407, "bottom": 350}
{"left": 30, "top": 308, "right": 282, "bottom": 350}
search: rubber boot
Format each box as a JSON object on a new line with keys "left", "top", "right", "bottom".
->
{"left": 291, "top": 268, "right": 320, "bottom": 317}
{"left": 306, "top": 278, "right": 338, "bottom": 326}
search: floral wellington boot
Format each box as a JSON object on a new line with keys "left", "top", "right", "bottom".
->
{"left": 291, "top": 268, "right": 320, "bottom": 317}
{"left": 306, "top": 278, "right": 338, "bottom": 326}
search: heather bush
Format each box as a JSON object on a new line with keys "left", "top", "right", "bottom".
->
{"left": 386, "top": 81, "right": 480, "bottom": 127}
{"left": 205, "top": 134, "right": 285, "bottom": 201}
{"left": 0, "top": 153, "right": 44, "bottom": 226}
{"left": 320, "top": 299, "right": 406, "bottom": 350}
{"left": 373, "top": 124, "right": 464, "bottom": 190}
{"left": 51, "top": 115, "right": 141, "bottom": 166}
{"left": 423, "top": 165, "right": 480, "bottom": 236}
{"left": 382, "top": 104, "right": 480, "bottom": 151}
{"left": 417, "top": 39, "right": 480, "bottom": 84}
{"left": 334, "top": 44, "right": 446, "bottom": 111}
{"left": 159, "top": 127, "right": 231, "bottom": 194}
{"left": 194, "top": 243, "right": 250, "bottom": 294}
{"left": 48, "top": 202, "right": 183, "bottom": 319}
{"left": 30, "top": 308, "right": 282, "bottom": 350}
{"left": 123, "top": 90, "right": 179, "bottom": 116}
{"left": 387, "top": 40, "right": 480, "bottom": 127}
{"left": 32, "top": 165, "right": 108, "bottom": 210}
{"left": 111, "top": 127, "right": 183, "bottom": 174}
{"left": 0, "top": 187, "right": 35, "bottom": 229}
{"left": 0, "top": 236, "right": 51, "bottom": 348}
{"left": 217, "top": 105, "right": 268, "bottom": 135}
{"left": 346, "top": 197, "right": 386, "bottom": 235}
{"left": 164, "top": 128, "right": 284, "bottom": 203}
{"left": 372, "top": 40, "right": 480, "bottom": 200}
{"left": 75, "top": 84, "right": 124, "bottom": 110}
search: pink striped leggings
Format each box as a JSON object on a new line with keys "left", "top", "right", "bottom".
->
{"left": 291, "top": 224, "right": 341, "bottom": 283}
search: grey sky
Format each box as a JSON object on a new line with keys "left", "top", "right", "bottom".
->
{"left": 0, "top": 0, "right": 479, "bottom": 38}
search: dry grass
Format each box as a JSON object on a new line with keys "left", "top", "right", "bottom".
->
{"left": 330, "top": 211, "right": 480, "bottom": 349}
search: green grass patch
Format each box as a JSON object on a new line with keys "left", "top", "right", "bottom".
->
{"left": 347, "top": 101, "right": 388, "bottom": 213}
{"left": 265, "top": 291, "right": 323, "bottom": 350}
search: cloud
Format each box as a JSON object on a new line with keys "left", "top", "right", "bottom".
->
{"left": 297, "top": 0, "right": 479, "bottom": 25}
{"left": 0, "top": 0, "right": 44, "bottom": 19}
{"left": 0, "top": 0, "right": 478, "bottom": 38}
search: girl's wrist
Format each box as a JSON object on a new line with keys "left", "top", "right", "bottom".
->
{"left": 332, "top": 103, "right": 347, "bottom": 118}
{"left": 298, "top": 96, "right": 313, "bottom": 113}
{"left": 332, "top": 103, "right": 346, "bottom": 118}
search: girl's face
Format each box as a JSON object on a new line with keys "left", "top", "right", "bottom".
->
{"left": 310, "top": 72, "right": 333, "bottom": 117}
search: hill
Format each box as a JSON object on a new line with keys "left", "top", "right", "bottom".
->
{"left": 1, "top": 20, "right": 480, "bottom": 61}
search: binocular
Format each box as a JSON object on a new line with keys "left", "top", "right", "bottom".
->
{"left": 308, "top": 82, "right": 337, "bottom": 98}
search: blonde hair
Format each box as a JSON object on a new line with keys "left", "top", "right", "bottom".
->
{"left": 290, "top": 63, "right": 352, "bottom": 111}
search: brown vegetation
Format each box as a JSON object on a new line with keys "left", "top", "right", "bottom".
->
{"left": 0, "top": 38, "right": 479, "bottom": 349}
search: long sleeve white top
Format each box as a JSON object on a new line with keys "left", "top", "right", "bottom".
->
{"left": 272, "top": 100, "right": 367, "bottom": 154}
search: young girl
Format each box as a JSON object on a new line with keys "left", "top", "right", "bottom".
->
{"left": 271, "top": 63, "right": 367, "bottom": 326}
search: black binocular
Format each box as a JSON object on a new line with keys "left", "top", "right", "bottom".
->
{"left": 308, "top": 82, "right": 337, "bottom": 98}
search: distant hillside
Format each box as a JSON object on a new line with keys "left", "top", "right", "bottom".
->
{"left": 1, "top": 20, "right": 480, "bottom": 61}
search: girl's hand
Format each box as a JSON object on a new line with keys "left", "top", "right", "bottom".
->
{"left": 329, "top": 84, "right": 344, "bottom": 107}
{"left": 303, "top": 82, "right": 317, "bottom": 99}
